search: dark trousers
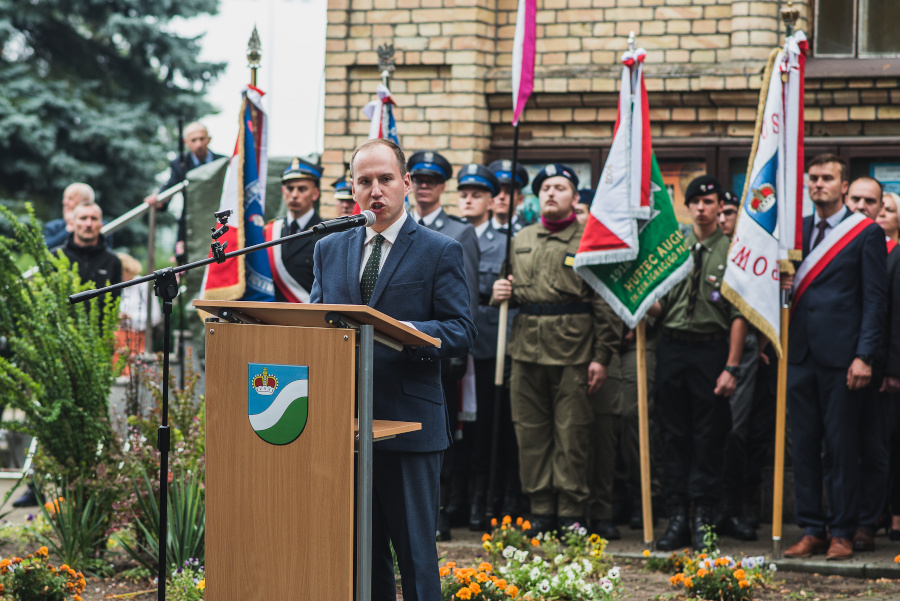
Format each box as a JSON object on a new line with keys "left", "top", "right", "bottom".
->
{"left": 721, "top": 332, "right": 759, "bottom": 515}
{"left": 856, "top": 388, "right": 890, "bottom": 530}
{"left": 472, "top": 358, "right": 521, "bottom": 496}
{"left": 889, "top": 393, "right": 900, "bottom": 516}
{"left": 745, "top": 344, "right": 779, "bottom": 521}
{"left": 372, "top": 450, "right": 443, "bottom": 601}
{"left": 787, "top": 356, "right": 863, "bottom": 539}
{"left": 656, "top": 335, "right": 731, "bottom": 509}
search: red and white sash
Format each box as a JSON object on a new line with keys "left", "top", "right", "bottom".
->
{"left": 264, "top": 220, "right": 310, "bottom": 303}
{"left": 792, "top": 212, "right": 870, "bottom": 309}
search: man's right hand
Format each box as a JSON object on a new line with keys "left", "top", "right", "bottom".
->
{"left": 492, "top": 275, "right": 513, "bottom": 302}
{"left": 144, "top": 193, "right": 161, "bottom": 208}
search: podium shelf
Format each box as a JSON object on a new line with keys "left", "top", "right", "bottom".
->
{"left": 355, "top": 419, "right": 422, "bottom": 441}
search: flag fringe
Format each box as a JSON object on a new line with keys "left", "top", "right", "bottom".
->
{"left": 721, "top": 281, "right": 783, "bottom": 358}
{"left": 573, "top": 247, "right": 639, "bottom": 267}
{"left": 576, "top": 258, "right": 693, "bottom": 330}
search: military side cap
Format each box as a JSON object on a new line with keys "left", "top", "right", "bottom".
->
{"left": 531, "top": 163, "right": 579, "bottom": 196}
{"left": 457, "top": 164, "right": 501, "bottom": 197}
{"left": 578, "top": 189, "right": 595, "bottom": 205}
{"left": 684, "top": 174, "right": 722, "bottom": 204}
{"left": 282, "top": 157, "right": 323, "bottom": 183}
{"left": 407, "top": 150, "right": 452, "bottom": 182}
{"left": 488, "top": 159, "right": 529, "bottom": 189}
{"left": 332, "top": 175, "right": 353, "bottom": 201}
{"left": 721, "top": 190, "right": 739, "bottom": 207}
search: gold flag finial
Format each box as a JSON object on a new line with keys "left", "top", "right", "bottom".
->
{"left": 780, "top": 1, "right": 800, "bottom": 37}
{"left": 247, "top": 25, "right": 262, "bottom": 86}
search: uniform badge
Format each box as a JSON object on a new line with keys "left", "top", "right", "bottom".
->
{"left": 435, "top": 218, "right": 444, "bottom": 228}
{"left": 545, "top": 164, "right": 557, "bottom": 176}
{"left": 710, "top": 290, "right": 722, "bottom": 302}
{"left": 424, "top": 152, "right": 434, "bottom": 163}
{"left": 248, "top": 364, "right": 309, "bottom": 446}
{"left": 564, "top": 253, "right": 576, "bottom": 267}
{"left": 502, "top": 160, "right": 511, "bottom": 170}
{"left": 708, "top": 275, "right": 717, "bottom": 282}
{"left": 486, "top": 230, "right": 494, "bottom": 240}
{"left": 467, "top": 164, "right": 478, "bottom": 174}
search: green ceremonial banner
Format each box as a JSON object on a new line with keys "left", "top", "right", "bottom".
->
{"left": 576, "top": 155, "right": 692, "bottom": 329}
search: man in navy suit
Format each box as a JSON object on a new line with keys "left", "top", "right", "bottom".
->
{"left": 310, "top": 138, "right": 476, "bottom": 601}
{"left": 783, "top": 154, "right": 887, "bottom": 561}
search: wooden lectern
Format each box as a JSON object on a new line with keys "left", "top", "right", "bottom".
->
{"left": 194, "top": 300, "right": 440, "bottom": 601}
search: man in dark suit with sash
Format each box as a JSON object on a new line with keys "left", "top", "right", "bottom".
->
{"left": 311, "top": 139, "right": 475, "bottom": 601}
{"left": 783, "top": 154, "right": 887, "bottom": 561}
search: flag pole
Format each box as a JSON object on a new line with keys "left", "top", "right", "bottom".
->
{"left": 635, "top": 320, "right": 654, "bottom": 546}
{"left": 247, "top": 25, "right": 261, "bottom": 87}
{"left": 771, "top": 1, "right": 799, "bottom": 559}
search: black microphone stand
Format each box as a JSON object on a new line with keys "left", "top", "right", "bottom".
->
{"left": 176, "top": 117, "right": 188, "bottom": 390}
{"left": 68, "top": 209, "right": 372, "bottom": 601}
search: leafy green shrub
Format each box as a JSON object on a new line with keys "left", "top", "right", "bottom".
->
{"left": 0, "top": 546, "right": 87, "bottom": 601}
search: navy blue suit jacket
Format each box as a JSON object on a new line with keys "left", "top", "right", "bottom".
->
{"left": 789, "top": 210, "right": 887, "bottom": 369}
{"left": 310, "top": 215, "right": 477, "bottom": 452}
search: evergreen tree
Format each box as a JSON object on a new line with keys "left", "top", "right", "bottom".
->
{"left": 0, "top": 0, "right": 224, "bottom": 222}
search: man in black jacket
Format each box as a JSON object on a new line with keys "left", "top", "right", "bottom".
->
{"left": 54, "top": 202, "right": 122, "bottom": 291}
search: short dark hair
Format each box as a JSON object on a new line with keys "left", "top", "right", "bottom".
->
{"left": 849, "top": 175, "right": 883, "bottom": 197}
{"left": 807, "top": 153, "right": 848, "bottom": 182}
{"left": 350, "top": 139, "right": 408, "bottom": 179}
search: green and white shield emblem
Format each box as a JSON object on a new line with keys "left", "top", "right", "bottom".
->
{"left": 248, "top": 363, "right": 309, "bottom": 445}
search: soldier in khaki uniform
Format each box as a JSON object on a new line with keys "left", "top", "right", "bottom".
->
{"left": 493, "top": 164, "right": 621, "bottom": 533}
{"left": 648, "top": 175, "right": 748, "bottom": 551}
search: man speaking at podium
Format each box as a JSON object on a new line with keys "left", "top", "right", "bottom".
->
{"left": 310, "top": 138, "right": 476, "bottom": 601}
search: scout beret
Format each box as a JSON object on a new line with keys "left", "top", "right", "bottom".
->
{"left": 684, "top": 174, "right": 722, "bottom": 205}
{"left": 531, "top": 164, "right": 579, "bottom": 196}
{"left": 720, "top": 189, "right": 739, "bottom": 207}
{"left": 578, "top": 189, "right": 595, "bottom": 205}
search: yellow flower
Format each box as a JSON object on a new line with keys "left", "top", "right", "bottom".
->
{"left": 739, "top": 579, "right": 750, "bottom": 588}
{"left": 482, "top": 542, "right": 493, "bottom": 552}
{"left": 733, "top": 569, "right": 746, "bottom": 581}
{"left": 506, "top": 584, "right": 519, "bottom": 598}
{"left": 196, "top": 580, "right": 205, "bottom": 591}
{"left": 456, "top": 587, "right": 472, "bottom": 600}
{"left": 642, "top": 549, "right": 650, "bottom": 558}
{"left": 697, "top": 568, "right": 708, "bottom": 578}
{"left": 592, "top": 549, "right": 603, "bottom": 558}
{"left": 531, "top": 538, "right": 540, "bottom": 547}
{"left": 439, "top": 566, "right": 451, "bottom": 577}
{"left": 684, "top": 577, "right": 693, "bottom": 588}
{"left": 495, "top": 578, "right": 508, "bottom": 590}
{"left": 590, "top": 533, "right": 602, "bottom": 544}
{"left": 482, "top": 533, "right": 492, "bottom": 542}
{"left": 516, "top": 517, "right": 524, "bottom": 526}
{"left": 478, "top": 562, "right": 492, "bottom": 573}
{"left": 522, "top": 520, "right": 532, "bottom": 531}
{"left": 468, "top": 582, "right": 482, "bottom": 595}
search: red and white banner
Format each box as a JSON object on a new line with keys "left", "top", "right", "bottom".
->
{"left": 264, "top": 220, "right": 311, "bottom": 304}
{"left": 574, "top": 48, "right": 651, "bottom": 263}
{"left": 721, "top": 31, "right": 807, "bottom": 358}
{"left": 511, "top": 0, "right": 536, "bottom": 126}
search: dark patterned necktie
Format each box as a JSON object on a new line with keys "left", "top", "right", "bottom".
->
{"left": 360, "top": 234, "right": 385, "bottom": 305}
{"left": 418, "top": 218, "right": 426, "bottom": 226}
{"left": 289, "top": 220, "right": 299, "bottom": 235}
{"left": 686, "top": 242, "right": 704, "bottom": 318}
{"left": 811, "top": 220, "right": 828, "bottom": 250}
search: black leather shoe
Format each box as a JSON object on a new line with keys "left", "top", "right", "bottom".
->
{"left": 719, "top": 515, "right": 757, "bottom": 541}
{"left": 657, "top": 514, "right": 691, "bottom": 551}
{"left": 12, "top": 486, "right": 38, "bottom": 508}
{"left": 590, "top": 519, "right": 621, "bottom": 540}
{"left": 526, "top": 514, "right": 558, "bottom": 536}
{"left": 692, "top": 506, "right": 716, "bottom": 550}
{"left": 436, "top": 510, "right": 452, "bottom": 541}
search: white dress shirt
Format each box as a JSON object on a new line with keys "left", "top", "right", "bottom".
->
{"left": 359, "top": 210, "right": 408, "bottom": 280}
{"left": 474, "top": 220, "right": 490, "bottom": 238}
{"left": 412, "top": 207, "right": 441, "bottom": 226}
{"left": 290, "top": 207, "right": 316, "bottom": 232}
{"left": 810, "top": 205, "right": 848, "bottom": 252}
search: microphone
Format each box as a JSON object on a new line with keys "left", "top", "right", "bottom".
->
{"left": 311, "top": 210, "right": 376, "bottom": 234}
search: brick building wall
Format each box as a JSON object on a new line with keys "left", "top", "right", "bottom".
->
{"left": 322, "top": 0, "right": 899, "bottom": 215}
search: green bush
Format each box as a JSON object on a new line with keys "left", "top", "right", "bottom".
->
{"left": 0, "top": 546, "right": 87, "bottom": 601}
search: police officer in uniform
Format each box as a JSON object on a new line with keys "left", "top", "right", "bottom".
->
{"left": 488, "top": 159, "right": 529, "bottom": 234}
{"left": 648, "top": 174, "right": 748, "bottom": 550}
{"left": 265, "top": 158, "right": 325, "bottom": 303}
{"left": 493, "top": 164, "right": 621, "bottom": 533}
{"left": 332, "top": 167, "right": 355, "bottom": 217}
{"left": 407, "top": 150, "right": 481, "bottom": 540}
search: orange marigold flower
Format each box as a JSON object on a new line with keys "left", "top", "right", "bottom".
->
{"left": 476, "top": 572, "right": 489, "bottom": 583}
{"left": 516, "top": 517, "right": 524, "bottom": 526}
{"left": 439, "top": 566, "right": 451, "bottom": 577}
{"left": 482, "top": 533, "right": 492, "bottom": 542}
{"left": 478, "top": 562, "right": 492, "bottom": 573}
{"left": 495, "top": 578, "right": 508, "bottom": 590}
{"left": 684, "top": 577, "right": 693, "bottom": 588}
{"left": 0, "top": 584, "right": 4, "bottom": 593}
{"left": 739, "top": 579, "right": 750, "bottom": 588}
{"left": 11, "top": 557, "right": 22, "bottom": 565}
{"left": 501, "top": 524, "right": 507, "bottom": 530}
{"left": 697, "top": 569, "right": 708, "bottom": 578}
{"left": 673, "top": 573, "right": 685, "bottom": 584}
{"left": 669, "top": 576, "right": 677, "bottom": 585}
{"left": 502, "top": 515, "right": 512, "bottom": 525}
{"left": 446, "top": 562, "right": 456, "bottom": 568}
{"left": 491, "top": 518, "right": 498, "bottom": 527}
{"left": 522, "top": 520, "right": 532, "bottom": 531}
{"left": 895, "top": 554, "right": 900, "bottom": 564}
{"left": 469, "top": 582, "right": 482, "bottom": 595}
{"left": 733, "top": 569, "right": 746, "bottom": 581}
{"left": 642, "top": 549, "right": 650, "bottom": 557}
{"left": 697, "top": 553, "right": 707, "bottom": 560}
{"left": 74, "top": 597, "right": 82, "bottom": 601}
{"left": 456, "top": 587, "right": 472, "bottom": 600}
{"left": 0, "top": 559, "right": 10, "bottom": 569}
{"left": 506, "top": 585, "right": 519, "bottom": 598}
{"left": 531, "top": 538, "right": 540, "bottom": 547}
{"left": 38, "top": 546, "right": 48, "bottom": 557}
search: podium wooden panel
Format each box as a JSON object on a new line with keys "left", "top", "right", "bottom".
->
{"left": 206, "top": 323, "right": 356, "bottom": 601}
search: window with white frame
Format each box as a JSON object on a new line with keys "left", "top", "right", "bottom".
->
{"left": 815, "top": 0, "right": 900, "bottom": 57}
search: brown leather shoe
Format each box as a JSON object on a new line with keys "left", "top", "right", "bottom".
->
{"left": 783, "top": 534, "right": 828, "bottom": 558}
{"left": 826, "top": 536, "right": 853, "bottom": 560}
{"left": 852, "top": 527, "right": 875, "bottom": 552}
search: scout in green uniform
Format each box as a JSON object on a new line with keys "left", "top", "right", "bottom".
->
{"left": 648, "top": 174, "right": 748, "bottom": 550}
{"left": 493, "top": 164, "right": 621, "bottom": 533}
